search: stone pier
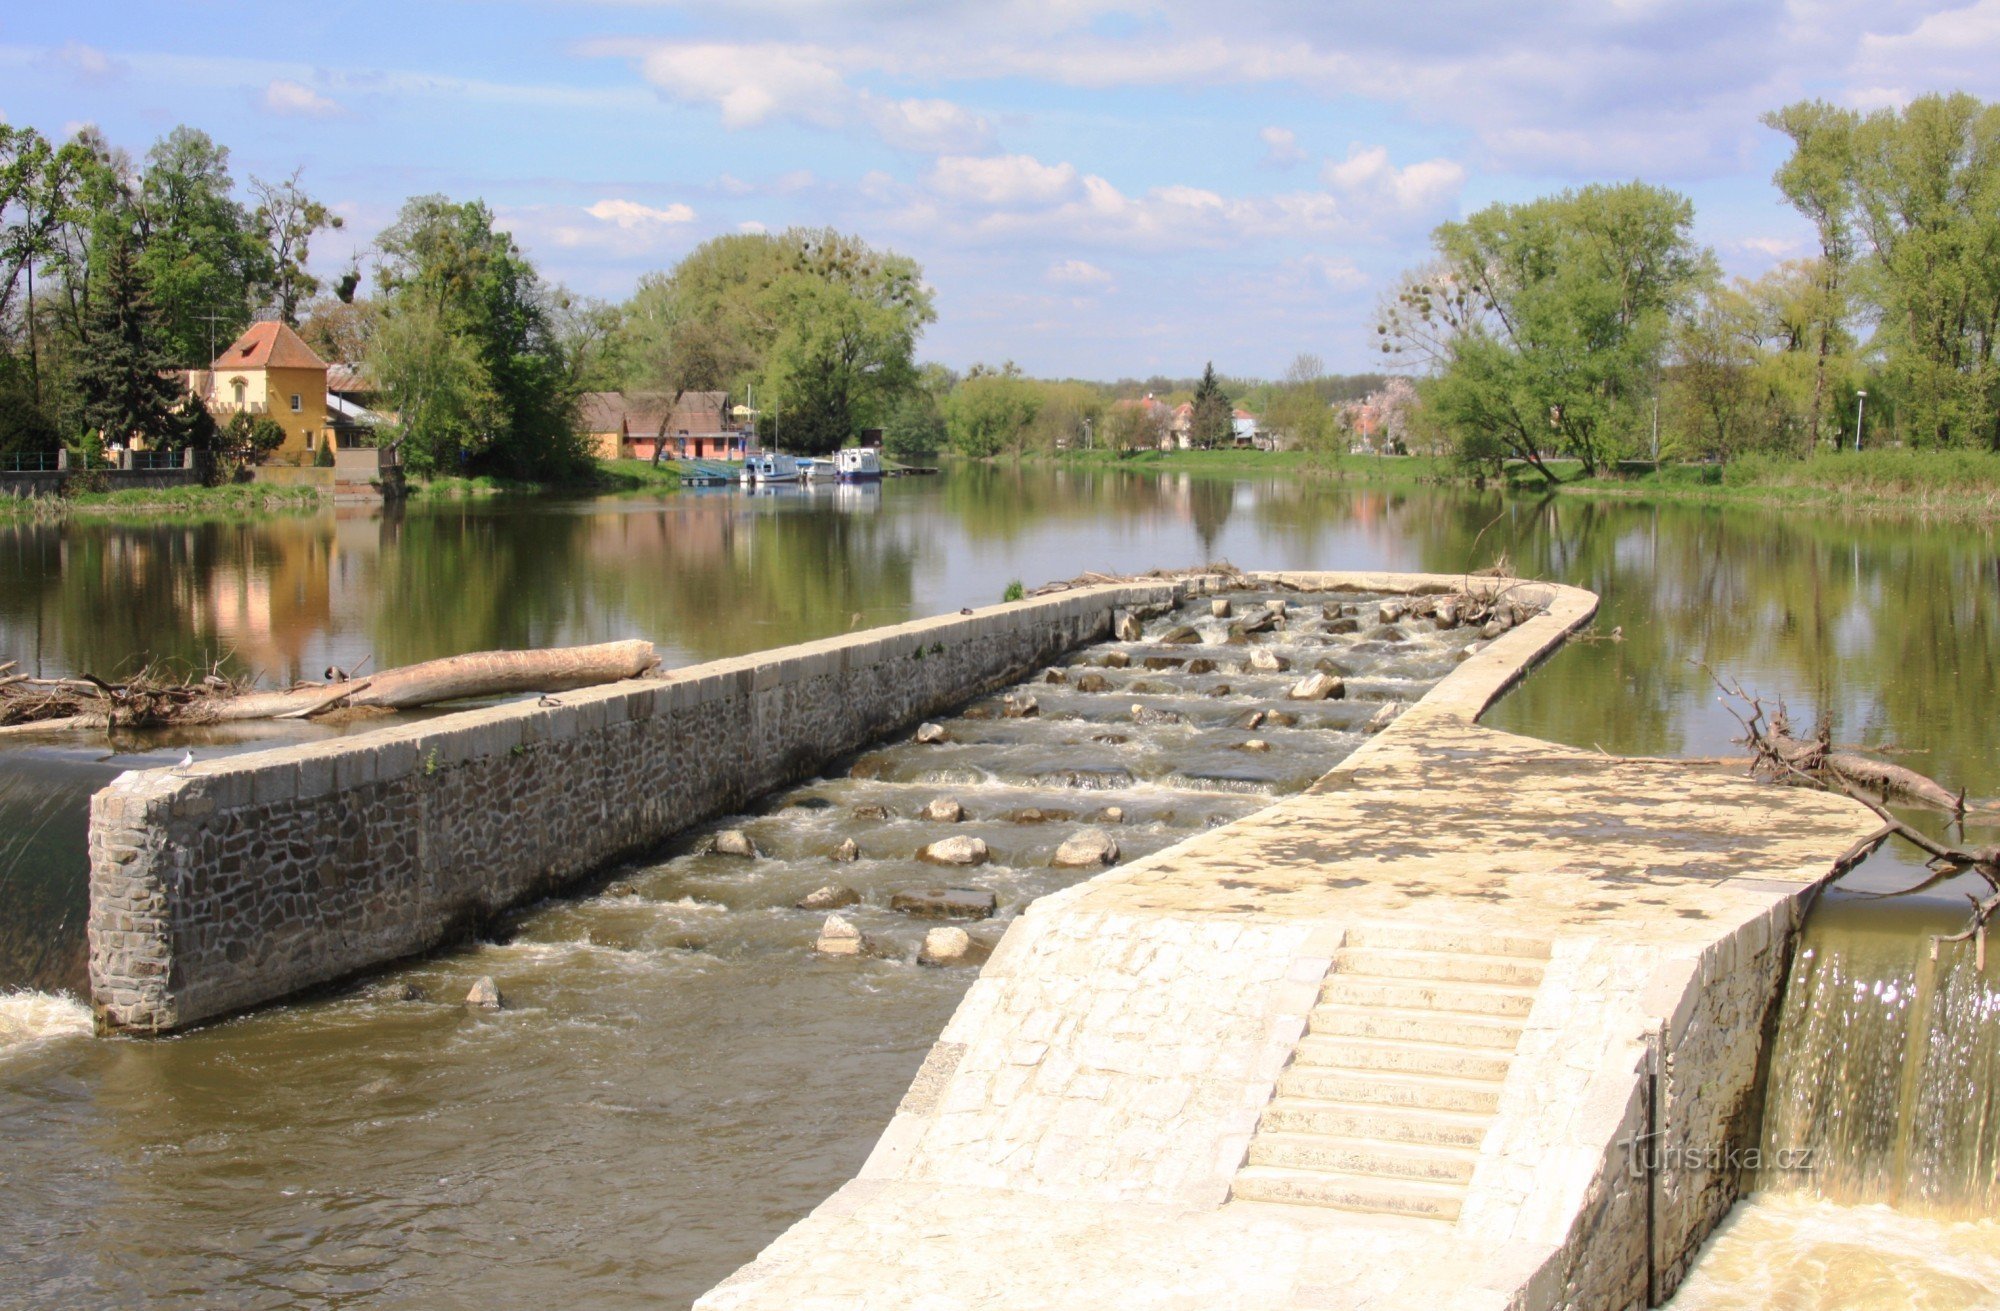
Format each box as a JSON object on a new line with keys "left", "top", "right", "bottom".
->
{"left": 693, "top": 573, "right": 1883, "bottom": 1311}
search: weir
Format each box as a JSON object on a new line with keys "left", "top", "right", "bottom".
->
{"left": 81, "top": 570, "right": 1887, "bottom": 1308}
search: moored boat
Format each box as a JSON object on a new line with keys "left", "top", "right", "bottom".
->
{"left": 747, "top": 452, "right": 802, "bottom": 484}
{"left": 835, "top": 447, "right": 884, "bottom": 482}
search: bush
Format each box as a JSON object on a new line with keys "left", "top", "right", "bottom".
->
{"left": 314, "top": 440, "right": 336, "bottom": 467}
{"left": 1002, "top": 580, "right": 1025, "bottom": 602}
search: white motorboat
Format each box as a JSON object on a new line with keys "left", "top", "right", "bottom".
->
{"left": 747, "top": 452, "right": 802, "bottom": 484}
{"left": 835, "top": 447, "right": 884, "bottom": 482}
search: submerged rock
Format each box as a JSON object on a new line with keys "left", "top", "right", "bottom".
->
{"left": 1313, "top": 657, "right": 1352, "bottom": 677}
{"left": 465, "top": 976, "right": 503, "bottom": 1010}
{"left": 799, "top": 883, "right": 861, "bottom": 909}
{"left": 1481, "top": 618, "right": 1509, "bottom": 639}
{"left": 1288, "top": 672, "right": 1345, "bottom": 701}
{"left": 1129, "top": 704, "right": 1187, "bottom": 726}
{"left": 1239, "top": 739, "right": 1272, "bottom": 753}
{"left": 1075, "top": 671, "right": 1111, "bottom": 693}
{"left": 1230, "top": 709, "right": 1268, "bottom": 731}
{"left": 1436, "top": 600, "right": 1460, "bottom": 629}
{"left": 1378, "top": 601, "right": 1407, "bottom": 624}
{"left": 1210, "top": 598, "right": 1233, "bottom": 618}
{"left": 1102, "top": 806, "right": 1125, "bottom": 824}
{"left": 604, "top": 880, "right": 638, "bottom": 898}
{"left": 1365, "top": 702, "right": 1407, "bottom": 735}
{"left": 1159, "top": 624, "right": 1203, "bottom": 645}
{"left": 916, "top": 835, "right": 990, "bottom": 867}
{"left": 852, "top": 804, "right": 890, "bottom": 821}
{"left": 1101, "top": 650, "right": 1131, "bottom": 669}
{"left": 1248, "top": 648, "right": 1291, "bottom": 673}
{"left": 1044, "top": 667, "right": 1068, "bottom": 685}
{"left": 710, "top": 829, "right": 757, "bottom": 858}
{"left": 1053, "top": 828, "right": 1121, "bottom": 868}
{"left": 1265, "top": 710, "right": 1300, "bottom": 728}
{"left": 1142, "top": 656, "right": 1186, "bottom": 671}
{"left": 1003, "top": 691, "right": 1040, "bottom": 719}
{"left": 891, "top": 886, "right": 998, "bottom": 918}
{"left": 1185, "top": 658, "right": 1218, "bottom": 675}
{"left": 1205, "top": 683, "right": 1234, "bottom": 697}
{"left": 1322, "top": 616, "right": 1361, "bottom": 635}
{"left": 919, "top": 925, "right": 976, "bottom": 967}
{"left": 923, "top": 796, "right": 966, "bottom": 823}
{"left": 1114, "top": 610, "right": 1144, "bottom": 642}
{"left": 831, "top": 839, "right": 861, "bottom": 864}
{"left": 815, "top": 914, "right": 866, "bottom": 956}
{"left": 914, "top": 721, "right": 950, "bottom": 744}
{"left": 1004, "top": 807, "right": 1073, "bottom": 824}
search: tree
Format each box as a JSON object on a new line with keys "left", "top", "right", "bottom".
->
{"left": 1188, "top": 362, "right": 1232, "bottom": 448}
{"left": 1265, "top": 353, "right": 1336, "bottom": 454}
{"left": 75, "top": 236, "right": 184, "bottom": 449}
{"left": 133, "top": 127, "right": 268, "bottom": 365}
{"left": 373, "top": 195, "right": 583, "bottom": 478}
{"left": 1846, "top": 94, "right": 2000, "bottom": 449}
{"left": 249, "top": 170, "right": 343, "bottom": 325}
{"left": 882, "top": 389, "right": 946, "bottom": 460}
{"left": 297, "top": 294, "right": 381, "bottom": 364}
{"left": 1764, "top": 102, "right": 1860, "bottom": 455}
{"left": 1381, "top": 182, "right": 1712, "bottom": 481}
{"left": 759, "top": 229, "right": 934, "bottom": 454}
{"left": 610, "top": 234, "right": 789, "bottom": 397}
{"left": 946, "top": 370, "right": 1041, "bottom": 457}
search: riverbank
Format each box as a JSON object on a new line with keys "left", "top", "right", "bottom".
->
{"left": 0, "top": 458, "right": 681, "bottom": 521}
{"left": 1535, "top": 450, "right": 2000, "bottom": 518}
{"left": 1025, "top": 447, "right": 2000, "bottom": 517}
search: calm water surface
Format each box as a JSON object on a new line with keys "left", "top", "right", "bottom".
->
{"left": 1, "top": 467, "right": 1995, "bottom": 1309}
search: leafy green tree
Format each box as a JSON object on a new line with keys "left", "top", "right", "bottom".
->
{"left": 1381, "top": 182, "right": 1711, "bottom": 480}
{"left": 214, "top": 410, "right": 286, "bottom": 471}
{"left": 0, "top": 356, "right": 61, "bottom": 453}
{"left": 75, "top": 236, "right": 183, "bottom": 449}
{"left": 1265, "top": 353, "right": 1336, "bottom": 454}
{"left": 1189, "top": 362, "right": 1232, "bottom": 448}
{"left": 946, "top": 370, "right": 1041, "bottom": 457}
{"left": 133, "top": 127, "right": 268, "bottom": 365}
{"left": 882, "top": 389, "right": 946, "bottom": 460}
{"left": 610, "top": 234, "right": 789, "bottom": 397}
{"left": 372, "top": 195, "right": 584, "bottom": 478}
{"left": 760, "top": 229, "right": 933, "bottom": 454}
{"left": 1845, "top": 94, "right": 2000, "bottom": 449}
{"left": 1763, "top": 101, "right": 1860, "bottom": 454}
{"left": 249, "top": 170, "right": 343, "bottom": 326}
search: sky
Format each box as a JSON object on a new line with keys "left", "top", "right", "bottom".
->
{"left": 1, "top": 1, "right": 1993, "bottom": 380}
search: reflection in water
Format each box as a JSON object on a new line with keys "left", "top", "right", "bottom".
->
{"left": 1, "top": 471, "right": 1998, "bottom": 1308}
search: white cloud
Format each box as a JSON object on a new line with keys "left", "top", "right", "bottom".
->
{"left": 739, "top": 220, "right": 769, "bottom": 234}
{"left": 52, "top": 41, "right": 121, "bottom": 80}
{"left": 929, "top": 153, "right": 1080, "bottom": 206}
{"left": 262, "top": 79, "right": 344, "bottom": 117}
{"left": 1736, "top": 235, "right": 1801, "bottom": 258}
{"left": 586, "top": 198, "right": 696, "bottom": 228}
{"left": 1321, "top": 146, "right": 1466, "bottom": 214}
{"left": 1260, "top": 126, "right": 1306, "bottom": 168}
{"left": 1047, "top": 258, "right": 1114, "bottom": 286}
{"left": 625, "top": 39, "right": 987, "bottom": 152}
{"left": 1293, "top": 254, "right": 1369, "bottom": 290}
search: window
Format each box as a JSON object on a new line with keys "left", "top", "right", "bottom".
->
{"left": 231, "top": 379, "right": 246, "bottom": 406}
{"left": 305, "top": 431, "right": 314, "bottom": 451}
{"left": 290, "top": 394, "right": 302, "bottom": 413}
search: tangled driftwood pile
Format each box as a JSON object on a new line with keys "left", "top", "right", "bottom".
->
{"left": 0, "top": 640, "right": 660, "bottom": 737}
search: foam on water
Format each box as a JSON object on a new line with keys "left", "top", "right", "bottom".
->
{"left": 0, "top": 990, "right": 92, "bottom": 1052}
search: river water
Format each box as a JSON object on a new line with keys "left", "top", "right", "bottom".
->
{"left": 0, "top": 467, "right": 1995, "bottom": 1308}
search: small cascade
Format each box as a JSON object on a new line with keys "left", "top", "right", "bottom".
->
{"left": 1670, "top": 879, "right": 2000, "bottom": 1309}
{"left": 1759, "top": 890, "right": 2000, "bottom": 1215}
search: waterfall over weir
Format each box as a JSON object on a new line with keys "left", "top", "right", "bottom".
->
{"left": 1670, "top": 883, "right": 2000, "bottom": 1309}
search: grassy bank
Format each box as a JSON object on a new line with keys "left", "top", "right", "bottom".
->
{"left": 1539, "top": 450, "right": 2000, "bottom": 517}
{"left": 0, "top": 481, "right": 326, "bottom": 522}
{"left": 408, "top": 458, "right": 682, "bottom": 501}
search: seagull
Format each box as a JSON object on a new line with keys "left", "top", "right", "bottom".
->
{"left": 177, "top": 750, "right": 194, "bottom": 768}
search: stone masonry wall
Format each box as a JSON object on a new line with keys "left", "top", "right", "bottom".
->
{"left": 87, "top": 582, "right": 1181, "bottom": 1033}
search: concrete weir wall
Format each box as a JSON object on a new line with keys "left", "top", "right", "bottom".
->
{"left": 694, "top": 571, "right": 1886, "bottom": 1311}
{"left": 86, "top": 581, "right": 1180, "bottom": 1033}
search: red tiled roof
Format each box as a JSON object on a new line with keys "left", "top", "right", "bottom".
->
{"left": 213, "top": 321, "right": 327, "bottom": 371}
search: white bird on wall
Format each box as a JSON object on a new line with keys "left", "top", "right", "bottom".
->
{"left": 178, "top": 750, "right": 194, "bottom": 768}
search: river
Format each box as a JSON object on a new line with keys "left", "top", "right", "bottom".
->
{"left": 0, "top": 466, "right": 1994, "bottom": 1309}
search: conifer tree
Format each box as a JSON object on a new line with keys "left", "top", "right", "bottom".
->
{"left": 76, "top": 236, "right": 184, "bottom": 450}
{"left": 1189, "top": 361, "right": 1233, "bottom": 449}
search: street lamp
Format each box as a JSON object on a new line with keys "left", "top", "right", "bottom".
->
{"left": 1854, "top": 389, "right": 1868, "bottom": 452}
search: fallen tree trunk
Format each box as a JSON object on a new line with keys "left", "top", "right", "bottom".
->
{"left": 0, "top": 640, "right": 660, "bottom": 735}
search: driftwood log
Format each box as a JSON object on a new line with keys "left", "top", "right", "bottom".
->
{"left": 0, "top": 640, "right": 659, "bottom": 736}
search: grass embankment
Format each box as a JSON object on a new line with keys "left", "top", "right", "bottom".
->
{"left": 1537, "top": 450, "right": 2000, "bottom": 518}
{"left": 0, "top": 480, "right": 325, "bottom": 522}
{"left": 408, "top": 459, "right": 682, "bottom": 501}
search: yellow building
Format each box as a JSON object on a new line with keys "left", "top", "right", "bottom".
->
{"left": 188, "top": 321, "right": 331, "bottom": 465}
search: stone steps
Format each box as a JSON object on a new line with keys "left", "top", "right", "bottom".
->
{"left": 1293, "top": 1034, "right": 1514, "bottom": 1081}
{"left": 1258, "top": 1096, "right": 1494, "bottom": 1148}
{"left": 1247, "top": 1131, "right": 1479, "bottom": 1184}
{"left": 1275, "top": 1067, "right": 1503, "bottom": 1114}
{"left": 1231, "top": 931, "right": 1551, "bottom": 1222}
{"left": 1309, "top": 1004, "right": 1527, "bottom": 1049}
{"left": 1230, "top": 1165, "right": 1465, "bottom": 1220}
{"left": 1318, "top": 974, "right": 1539, "bottom": 1017}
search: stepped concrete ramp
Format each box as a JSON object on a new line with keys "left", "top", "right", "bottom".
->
{"left": 694, "top": 571, "right": 1884, "bottom": 1311}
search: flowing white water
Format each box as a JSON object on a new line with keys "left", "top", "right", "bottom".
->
{"left": 0, "top": 990, "right": 92, "bottom": 1051}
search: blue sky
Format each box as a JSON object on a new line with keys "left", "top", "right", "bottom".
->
{"left": 1, "top": 1, "right": 1991, "bottom": 378}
